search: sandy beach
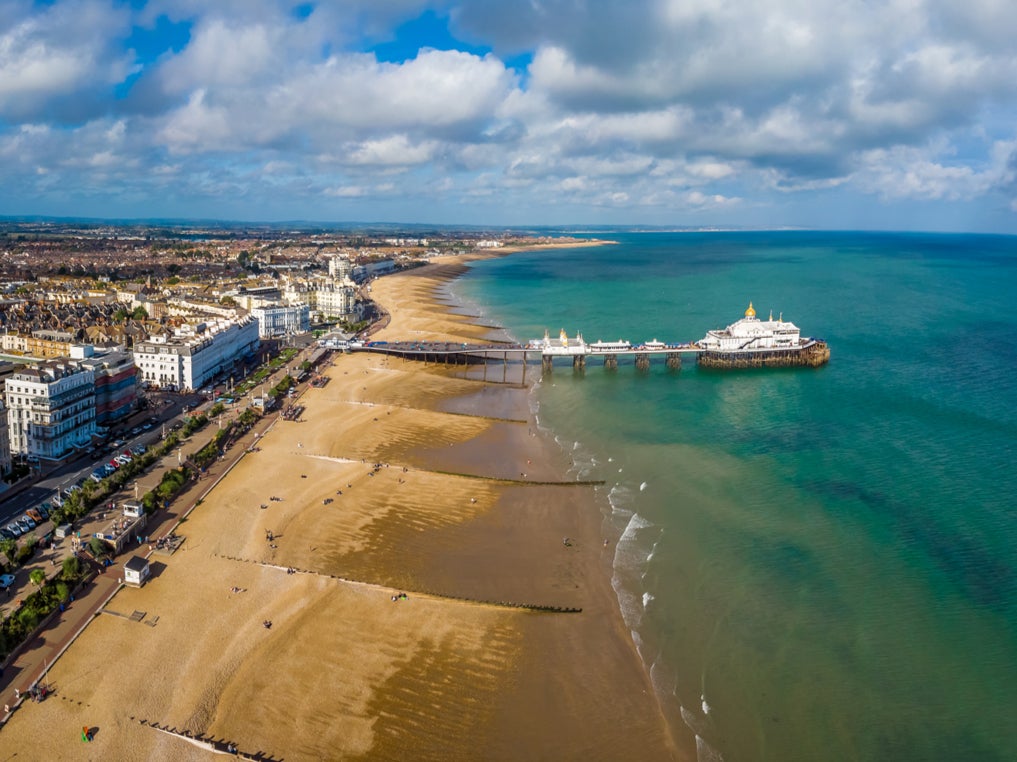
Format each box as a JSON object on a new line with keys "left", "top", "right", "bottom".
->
{"left": 0, "top": 250, "right": 682, "bottom": 760}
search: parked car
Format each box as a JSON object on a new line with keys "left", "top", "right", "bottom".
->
{"left": 1, "top": 527, "right": 16, "bottom": 540}
{"left": 51, "top": 494, "right": 64, "bottom": 507}
{"left": 37, "top": 503, "right": 50, "bottom": 518}
{"left": 109, "top": 460, "right": 121, "bottom": 470}
{"left": 6, "top": 522, "right": 23, "bottom": 537}
{"left": 19, "top": 516, "right": 36, "bottom": 531}
{"left": 0, "top": 574, "right": 15, "bottom": 590}
{"left": 26, "top": 508, "right": 43, "bottom": 523}
{"left": 132, "top": 444, "right": 147, "bottom": 455}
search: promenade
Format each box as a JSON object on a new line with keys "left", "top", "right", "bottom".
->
{"left": 0, "top": 365, "right": 297, "bottom": 728}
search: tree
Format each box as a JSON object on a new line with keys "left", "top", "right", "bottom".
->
{"left": 29, "top": 568, "right": 46, "bottom": 588}
{"left": 1, "top": 537, "right": 16, "bottom": 565}
{"left": 62, "top": 555, "right": 81, "bottom": 580}
{"left": 132, "top": 305, "right": 148, "bottom": 320}
{"left": 88, "top": 536, "right": 107, "bottom": 559}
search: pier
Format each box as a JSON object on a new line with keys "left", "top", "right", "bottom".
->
{"left": 350, "top": 320, "right": 829, "bottom": 373}
{"left": 351, "top": 329, "right": 700, "bottom": 374}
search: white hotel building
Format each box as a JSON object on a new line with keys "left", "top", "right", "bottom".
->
{"left": 133, "top": 316, "right": 259, "bottom": 392}
{"left": 5, "top": 360, "right": 96, "bottom": 460}
{"left": 250, "top": 304, "right": 310, "bottom": 339}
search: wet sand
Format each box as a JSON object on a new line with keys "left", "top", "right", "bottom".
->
{"left": 0, "top": 252, "right": 681, "bottom": 760}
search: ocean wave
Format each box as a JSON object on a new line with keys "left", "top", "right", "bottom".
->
{"left": 681, "top": 705, "right": 707, "bottom": 737}
{"left": 611, "top": 512, "right": 661, "bottom": 631}
{"left": 696, "top": 735, "right": 724, "bottom": 762}
{"left": 607, "top": 485, "right": 634, "bottom": 524}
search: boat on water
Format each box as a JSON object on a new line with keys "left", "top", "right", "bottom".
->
{"left": 697, "top": 303, "right": 830, "bottom": 368}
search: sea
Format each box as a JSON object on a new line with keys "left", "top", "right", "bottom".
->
{"left": 453, "top": 231, "right": 1017, "bottom": 762}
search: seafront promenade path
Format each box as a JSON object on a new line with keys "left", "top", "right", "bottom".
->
{"left": 0, "top": 356, "right": 309, "bottom": 729}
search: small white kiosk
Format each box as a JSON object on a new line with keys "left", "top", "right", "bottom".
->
{"left": 123, "top": 555, "right": 151, "bottom": 587}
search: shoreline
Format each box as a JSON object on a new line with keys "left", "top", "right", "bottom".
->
{"left": 0, "top": 242, "right": 683, "bottom": 760}
{"left": 374, "top": 251, "right": 691, "bottom": 759}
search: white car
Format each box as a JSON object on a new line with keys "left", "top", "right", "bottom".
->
{"left": 5, "top": 522, "right": 23, "bottom": 537}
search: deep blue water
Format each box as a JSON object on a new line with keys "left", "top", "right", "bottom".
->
{"left": 456, "top": 231, "right": 1017, "bottom": 761}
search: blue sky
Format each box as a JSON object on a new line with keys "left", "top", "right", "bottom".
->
{"left": 2, "top": 0, "right": 1017, "bottom": 231}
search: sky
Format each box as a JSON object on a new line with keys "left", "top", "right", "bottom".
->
{"left": 2, "top": 0, "right": 1017, "bottom": 232}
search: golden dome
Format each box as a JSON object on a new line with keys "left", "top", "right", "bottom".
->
{"left": 745, "top": 302, "right": 756, "bottom": 318}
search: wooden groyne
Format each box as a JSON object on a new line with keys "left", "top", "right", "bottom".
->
{"left": 213, "top": 554, "right": 583, "bottom": 614}
{"left": 135, "top": 717, "right": 279, "bottom": 760}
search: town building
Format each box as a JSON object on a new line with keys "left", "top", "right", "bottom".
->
{"left": 25, "top": 330, "right": 75, "bottom": 359}
{"left": 4, "top": 360, "right": 96, "bottom": 460}
{"left": 250, "top": 304, "right": 310, "bottom": 339}
{"left": 282, "top": 282, "right": 360, "bottom": 322}
{"left": 133, "top": 316, "right": 259, "bottom": 392}
{"left": 328, "top": 254, "right": 353, "bottom": 281}
{"left": 0, "top": 400, "right": 10, "bottom": 477}
{"left": 75, "top": 346, "right": 138, "bottom": 424}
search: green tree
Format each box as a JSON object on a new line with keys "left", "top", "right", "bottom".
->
{"left": 88, "top": 536, "right": 107, "bottom": 559}
{"left": 29, "top": 568, "right": 46, "bottom": 588}
{"left": 16, "top": 536, "right": 37, "bottom": 565}
{"left": 62, "top": 555, "right": 81, "bottom": 580}
{"left": 132, "top": 305, "right": 149, "bottom": 320}
{"left": 0, "top": 537, "right": 16, "bottom": 566}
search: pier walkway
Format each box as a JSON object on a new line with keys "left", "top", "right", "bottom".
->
{"left": 351, "top": 332, "right": 701, "bottom": 373}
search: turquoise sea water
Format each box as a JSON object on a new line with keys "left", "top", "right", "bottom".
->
{"left": 455, "top": 232, "right": 1017, "bottom": 762}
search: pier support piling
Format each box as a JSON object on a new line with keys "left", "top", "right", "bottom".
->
{"left": 665, "top": 352, "right": 682, "bottom": 371}
{"left": 542, "top": 355, "right": 554, "bottom": 374}
{"left": 573, "top": 355, "right": 586, "bottom": 372}
{"left": 603, "top": 354, "right": 618, "bottom": 371}
{"left": 635, "top": 354, "right": 651, "bottom": 372}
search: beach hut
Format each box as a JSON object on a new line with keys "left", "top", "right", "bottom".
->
{"left": 123, "top": 556, "right": 150, "bottom": 587}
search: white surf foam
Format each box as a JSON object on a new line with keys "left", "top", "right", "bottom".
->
{"left": 696, "top": 735, "right": 724, "bottom": 762}
{"left": 611, "top": 512, "right": 660, "bottom": 629}
{"left": 639, "top": 481, "right": 648, "bottom": 491}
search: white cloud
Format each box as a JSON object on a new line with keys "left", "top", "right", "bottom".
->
{"left": 0, "top": 0, "right": 133, "bottom": 119}
{"left": 853, "top": 142, "right": 1013, "bottom": 201}
{"left": 345, "top": 135, "right": 438, "bottom": 167}
{"left": 2, "top": 0, "right": 1017, "bottom": 227}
